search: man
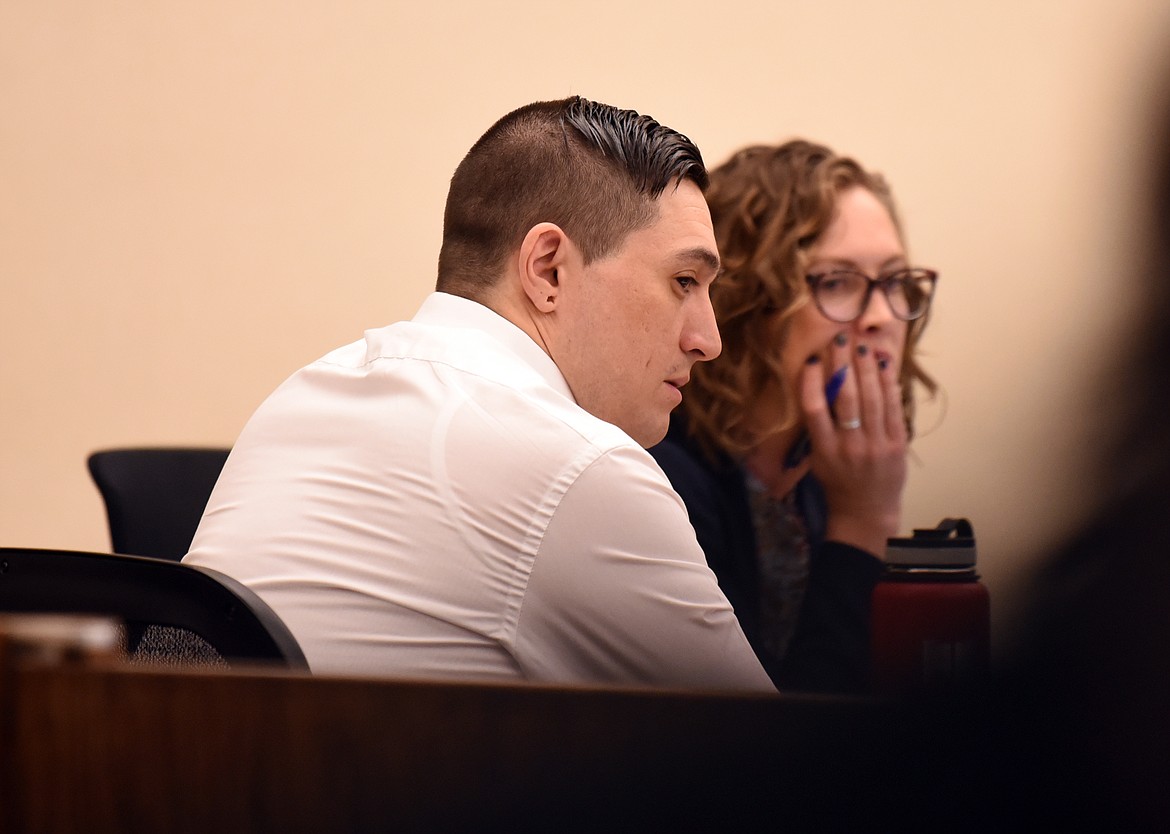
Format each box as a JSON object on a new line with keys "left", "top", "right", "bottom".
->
{"left": 185, "top": 96, "right": 775, "bottom": 692}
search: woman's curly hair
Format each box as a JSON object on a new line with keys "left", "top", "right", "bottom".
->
{"left": 683, "top": 140, "right": 937, "bottom": 463}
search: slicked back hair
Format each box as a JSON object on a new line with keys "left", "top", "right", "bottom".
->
{"left": 436, "top": 96, "right": 708, "bottom": 299}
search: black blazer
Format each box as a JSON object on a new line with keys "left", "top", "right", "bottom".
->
{"left": 649, "top": 414, "right": 883, "bottom": 693}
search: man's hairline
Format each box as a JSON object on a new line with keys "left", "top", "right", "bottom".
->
{"left": 579, "top": 174, "right": 718, "bottom": 266}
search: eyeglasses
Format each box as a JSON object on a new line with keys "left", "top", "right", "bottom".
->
{"left": 804, "top": 268, "right": 938, "bottom": 324}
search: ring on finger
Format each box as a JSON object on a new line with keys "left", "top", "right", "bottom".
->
{"left": 839, "top": 417, "right": 862, "bottom": 431}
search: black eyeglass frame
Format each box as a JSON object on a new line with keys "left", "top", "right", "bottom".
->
{"left": 804, "top": 268, "right": 938, "bottom": 324}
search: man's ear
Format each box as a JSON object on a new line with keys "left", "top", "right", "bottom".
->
{"left": 517, "top": 223, "right": 570, "bottom": 314}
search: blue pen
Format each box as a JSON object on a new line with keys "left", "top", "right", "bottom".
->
{"left": 782, "top": 364, "right": 847, "bottom": 470}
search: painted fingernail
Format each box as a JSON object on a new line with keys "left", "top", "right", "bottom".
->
{"left": 878, "top": 357, "right": 889, "bottom": 371}
{"left": 806, "top": 354, "right": 821, "bottom": 365}
{"left": 834, "top": 332, "right": 848, "bottom": 347}
{"left": 857, "top": 344, "right": 869, "bottom": 357}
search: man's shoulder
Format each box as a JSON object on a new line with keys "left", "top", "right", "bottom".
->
{"left": 363, "top": 309, "right": 644, "bottom": 457}
{"left": 261, "top": 299, "right": 662, "bottom": 484}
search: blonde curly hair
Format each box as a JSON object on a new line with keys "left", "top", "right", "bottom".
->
{"left": 683, "top": 140, "right": 937, "bottom": 463}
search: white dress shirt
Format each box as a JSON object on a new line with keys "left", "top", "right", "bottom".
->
{"left": 185, "top": 292, "right": 774, "bottom": 692}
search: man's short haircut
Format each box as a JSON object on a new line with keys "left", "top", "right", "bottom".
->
{"left": 436, "top": 96, "right": 709, "bottom": 298}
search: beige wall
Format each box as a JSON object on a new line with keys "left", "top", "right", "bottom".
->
{"left": 3, "top": 0, "right": 1169, "bottom": 646}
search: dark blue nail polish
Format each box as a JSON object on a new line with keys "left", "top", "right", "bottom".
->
{"left": 834, "top": 332, "right": 848, "bottom": 347}
{"left": 806, "top": 354, "right": 821, "bottom": 365}
{"left": 857, "top": 344, "right": 869, "bottom": 357}
{"left": 878, "top": 357, "right": 889, "bottom": 371}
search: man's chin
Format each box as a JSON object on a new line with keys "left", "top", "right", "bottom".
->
{"left": 630, "top": 418, "right": 669, "bottom": 449}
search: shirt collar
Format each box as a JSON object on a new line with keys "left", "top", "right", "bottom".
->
{"left": 412, "top": 292, "right": 576, "bottom": 403}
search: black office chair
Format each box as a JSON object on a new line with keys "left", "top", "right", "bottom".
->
{"left": 87, "top": 447, "right": 231, "bottom": 560}
{"left": 0, "top": 547, "right": 308, "bottom": 670}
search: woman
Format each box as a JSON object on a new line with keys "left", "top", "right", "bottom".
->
{"left": 650, "top": 140, "right": 937, "bottom": 692}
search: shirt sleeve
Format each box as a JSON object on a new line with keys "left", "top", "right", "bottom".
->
{"left": 512, "top": 445, "right": 777, "bottom": 693}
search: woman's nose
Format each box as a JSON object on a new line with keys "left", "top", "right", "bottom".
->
{"left": 857, "top": 285, "right": 897, "bottom": 330}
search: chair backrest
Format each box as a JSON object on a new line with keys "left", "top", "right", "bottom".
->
{"left": 87, "top": 447, "right": 231, "bottom": 560}
{"left": 0, "top": 548, "right": 308, "bottom": 670}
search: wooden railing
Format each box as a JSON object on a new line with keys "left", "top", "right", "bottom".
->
{"left": 0, "top": 615, "right": 899, "bottom": 833}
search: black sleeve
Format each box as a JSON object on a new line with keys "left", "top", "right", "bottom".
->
{"left": 776, "top": 541, "right": 883, "bottom": 693}
{"left": 648, "top": 436, "right": 759, "bottom": 641}
{"left": 648, "top": 440, "right": 725, "bottom": 550}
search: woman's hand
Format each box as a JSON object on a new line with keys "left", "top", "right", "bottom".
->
{"left": 800, "top": 332, "right": 907, "bottom": 557}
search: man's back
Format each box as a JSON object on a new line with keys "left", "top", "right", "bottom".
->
{"left": 185, "top": 294, "right": 773, "bottom": 691}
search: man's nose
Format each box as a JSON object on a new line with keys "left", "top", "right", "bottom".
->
{"left": 684, "top": 295, "right": 722, "bottom": 361}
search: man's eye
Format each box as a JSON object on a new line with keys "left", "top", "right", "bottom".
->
{"left": 676, "top": 276, "right": 696, "bottom": 291}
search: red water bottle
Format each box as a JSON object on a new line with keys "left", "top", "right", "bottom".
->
{"left": 870, "top": 518, "right": 990, "bottom": 695}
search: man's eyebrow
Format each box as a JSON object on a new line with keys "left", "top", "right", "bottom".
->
{"left": 674, "top": 246, "right": 721, "bottom": 274}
